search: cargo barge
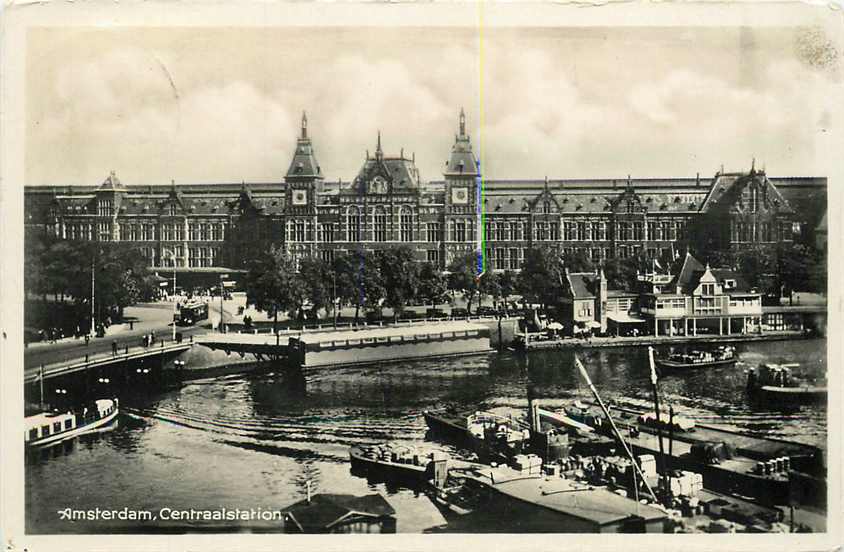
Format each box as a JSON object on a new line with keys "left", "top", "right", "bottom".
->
{"left": 349, "top": 443, "right": 436, "bottom": 486}
{"left": 558, "top": 402, "right": 825, "bottom": 508}
{"left": 459, "top": 465, "right": 668, "bottom": 533}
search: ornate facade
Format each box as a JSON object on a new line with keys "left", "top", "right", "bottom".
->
{"left": 24, "top": 110, "right": 826, "bottom": 287}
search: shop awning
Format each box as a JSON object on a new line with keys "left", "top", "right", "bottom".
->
{"left": 608, "top": 313, "right": 648, "bottom": 324}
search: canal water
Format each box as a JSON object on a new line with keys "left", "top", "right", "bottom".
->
{"left": 26, "top": 339, "right": 827, "bottom": 534}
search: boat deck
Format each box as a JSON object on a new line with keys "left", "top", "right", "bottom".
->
{"left": 465, "top": 467, "right": 666, "bottom": 526}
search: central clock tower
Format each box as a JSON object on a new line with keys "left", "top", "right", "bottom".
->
{"left": 284, "top": 112, "right": 324, "bottom": 214}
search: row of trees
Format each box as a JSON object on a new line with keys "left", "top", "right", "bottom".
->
{"left": 243, "top": 241, "right": 826, "bottom": 330}
{"left": 242, "top": 245, "right": 649, "bottom": 329}
{"left": 25, "top": 233, "right": 159, "bottom": 329}
{"left": 703, "top": 243, "right": 826, "bottom": 298}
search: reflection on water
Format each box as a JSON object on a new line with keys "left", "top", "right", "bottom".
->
{"left": 26, "top": 338, "right": 826, "bottom": 534}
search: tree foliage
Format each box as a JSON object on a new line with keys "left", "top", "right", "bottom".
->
{"left": 24, "top": 232, "right": 157, "bottom": 323}
{"left": 447, "top": 251, "right": 481, "bottom": 313}
{"left": 516, "top": 247, "right": 565, "bottom": 308}
{"left": 418, "top": 262, "right": 448, "bottom": 307}
{"left": 244, "top": 246, "right": 307, "bottom": 331}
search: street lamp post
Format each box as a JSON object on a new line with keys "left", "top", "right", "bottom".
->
{"left": 219, "top": 273, "right": 229, "bottom": 333}
{"left": 333, "top": 270, "right": 338, "bottom": 328}
{"left": 90, "top": 256, "right": 96, "bottom": 336}
{"left": 163, "top": 249, "right": 178, "bottom": 341}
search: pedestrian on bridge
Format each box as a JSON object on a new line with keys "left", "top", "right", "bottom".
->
{"left": 112, "top": 340, "right": 118, "bottom": 356}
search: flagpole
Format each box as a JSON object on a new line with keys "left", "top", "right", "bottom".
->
{"left": 648, "top": 346, "right": 668, "bottom": 503}
{"left": 39, "top": 364, "right": 44, "bottom": 411}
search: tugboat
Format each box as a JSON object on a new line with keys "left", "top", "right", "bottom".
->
{"left": 746, "top": 363, "right": 827, "bottom": 404}
{"left": 655, "top": 346, "right": 737, "bottom": 372}
{"left": 423, "top": 409, "right": 532, "bottom": 463}
{"left": 25, "top": 398, "right": 119, "bottom": 448}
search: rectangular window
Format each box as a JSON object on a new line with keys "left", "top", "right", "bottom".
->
{"left": 648, "top": 221, "right": 660, "bottom": 240}
{"left": 98, "top": 222, "right": 110, "bottom": 241}
{"left": 427, "top": 223, "right": 442, "bottom": 242}
{"left": 320, "top": 223, "right": 335, "bottom": 243}
{"left": 591, "top": 248, "right": 601, "bottom": 261}
{"left": 400, "top": 210, "right": 413, "bottom": 242}
{"left": 509, "top": 248, "right": 520, "bottom": 270}
{"left": 576, "top": 222, "right": 586, "bottom": 241}
{"left": 295, "top": 221, "right": 306, "bottom": 242}
{"left": 633, "top": 222, "right": 644, "bottom": 241}
{"left": 498, "top": 222, "right": 509, "bottom": 241}
{"left": 427, "top": 249, "right": 440, "bottom": 264}
{"left": 510, "top": 222, "right": 521, "bottom": 241}
{"left": 320, "top": 249, "right": 335, "bottom": 263}
{"left": 454, "top": 221, "right": 467, "bottom": 242}
{"left": 550, "top": 222, "right": 560, "bottom": 241}
{"left": 64, "top": 419, "right": 73, "bottom": 430}
{"left": 564, "top": 222, "right": 577, "bottom": 241}
{"left": 535, "top": 221, "right": 548, "bottom": 241}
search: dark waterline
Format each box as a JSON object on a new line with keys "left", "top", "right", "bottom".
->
{"left": 26, "top": 338, "right": 827, "bottom": 534}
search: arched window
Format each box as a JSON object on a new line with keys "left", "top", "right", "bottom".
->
{"left": 347, "top": 206, "right": 362, "bottom": 242}
{"left": 399, "top": 206, "right": 413, "bottom": 242}
{"left": 374, "top": 206, "right": 388, "bottom": 242}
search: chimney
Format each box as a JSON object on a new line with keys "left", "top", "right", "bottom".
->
{"left": 696, "top": 172, "right": 700, "bottom": 187}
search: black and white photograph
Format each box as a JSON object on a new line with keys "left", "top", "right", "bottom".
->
{"left": 1, "top": 3, "right": 841, "bottom": 550}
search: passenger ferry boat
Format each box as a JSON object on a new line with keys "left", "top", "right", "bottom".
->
{"left": 655, "top": 346, "right": 737, "bottom": 371}
{"left": 25, "top": 398, "right": 119, "bottom": 447}
{"left": 746, "top": 363, "right": 827, "bottom": 404}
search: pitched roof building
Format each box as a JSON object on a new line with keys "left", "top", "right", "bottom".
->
{"left": 24, "top": 109, "right": 827, "bottom": 290}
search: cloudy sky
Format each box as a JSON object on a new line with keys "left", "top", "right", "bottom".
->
{"left": 26, "top": 25, "right": 841, "bottom": 186}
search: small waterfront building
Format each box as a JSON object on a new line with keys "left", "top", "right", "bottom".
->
{"left": 281, "top": 493, "right": 396, "bottom": 534}
{"left": 639, "top": 252, "right": 763, "bottom": 336}
{"left": 559, "top": 269, "right": 647, "bottom": 336}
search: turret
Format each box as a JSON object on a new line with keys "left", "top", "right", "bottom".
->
{"left": 285, "top": 111, "right": 323, "bottom": 184}
{"left": 444, "top": 108, "right": 478, "bottom": 178}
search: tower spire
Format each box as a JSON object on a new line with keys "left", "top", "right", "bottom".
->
{"left": 301, "top": 111, "right": 308, "bottom": 139}
{"left": 459, "top": 107, "right": 466, "bottom": 136}
{"left": 376, "top": 130, "right": 383, "bottom": 160}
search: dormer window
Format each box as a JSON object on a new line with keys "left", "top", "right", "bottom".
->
{"left": 723, "top": 279, "right": 736, "bottom": 290}
{"left": 98, "top": 199, "right": 113, "bottom": 217}
{"left": 169, "top": 203, "right": 177, "bottom": 216}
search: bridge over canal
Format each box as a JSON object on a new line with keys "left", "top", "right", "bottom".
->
{"left": 24, "top": 341, "right": 194, "bottom": 385}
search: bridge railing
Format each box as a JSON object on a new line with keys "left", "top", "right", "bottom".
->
{"left": 226, "top": 313, "right": 516, "bottom": 336}
{"left": 25, "top": 338, "right": 193, "bottom": 383}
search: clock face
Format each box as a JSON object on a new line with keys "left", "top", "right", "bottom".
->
{"left": 292, "top": 190, "right": 308, "bottom": 205}
{"left": 452, "top": 186, "right": 469, "bottom": 205}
